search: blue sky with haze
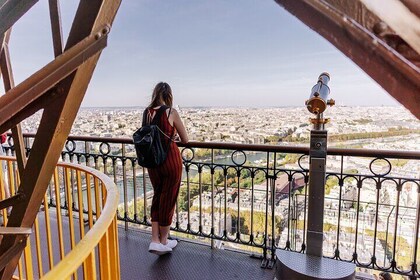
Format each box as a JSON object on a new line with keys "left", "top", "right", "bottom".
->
{"left": 6, "top": 0, "right": 398, "bottom": 108}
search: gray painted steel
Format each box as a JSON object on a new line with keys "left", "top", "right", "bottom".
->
{"left": 119, "top": 229, "right": 276, "bottom": 280}
{"left": 276, "top": 250, "right": 355, "bottom": 280}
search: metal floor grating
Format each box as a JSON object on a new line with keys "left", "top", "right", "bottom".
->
{"left": 118, "top": 228, "right": 276, "bottom": 280}
{"left": 23, "top": 210, "right": 275, "bottom": 280}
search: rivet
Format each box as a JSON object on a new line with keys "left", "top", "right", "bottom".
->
{"left": 373, "top": 22, "right": 388, "bottom": 36}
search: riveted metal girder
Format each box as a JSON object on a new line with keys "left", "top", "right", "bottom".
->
{"left": 274, "top": 0, "right": 420, "bottom": 118}
{"left": 0, "top": 1, "right": 122, "bottom": 279}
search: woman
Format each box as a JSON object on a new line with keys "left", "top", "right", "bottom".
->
{"left": 145, "top": 82, "right": 188, "bottom": 255}
{"left": 0, "top": 133, "right": 11, "bottom": 202}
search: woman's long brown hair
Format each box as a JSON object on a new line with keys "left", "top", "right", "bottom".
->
{"left": 149, "top": 82, "right": 173, "bottom": 108}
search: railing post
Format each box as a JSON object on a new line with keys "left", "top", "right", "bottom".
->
{"left": 306, "top": 129, "right": 328, "bottom": 256}
{"left": 384, "top": 206, "right": 395, "bottom": 265}
{"left": 211, "top": 149, "right": 215, "bottom": 249}
{"left": 122, "top": 144, "right": 128, "bottom": 231}
{"left": 411, "top": 187, "right": 420, "bottom": 279}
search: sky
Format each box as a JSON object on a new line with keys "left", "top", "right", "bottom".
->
{"left": 5, "top": 0, "right": 400, "bottom": 108}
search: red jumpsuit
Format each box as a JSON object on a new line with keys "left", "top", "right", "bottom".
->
{"left": 147, "top": 108, "right": 182, "bottom": 226}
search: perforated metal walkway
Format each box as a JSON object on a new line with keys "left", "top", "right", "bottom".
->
{"left": 29, "top": 210, "right": 275, "bottom": 280}
{"left": 118, "top": 228, "right": 276, "bottom": 280}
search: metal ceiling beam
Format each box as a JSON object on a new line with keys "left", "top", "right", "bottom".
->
{"left": 361, "top": 0, "right": 420, "bottom": 55}
{"left": 0, "top": 0, "right": 38, "bottom": 35}
{"left": 0, "top": 30, "right": 108, "bottom": 133}
{"left": 274, "top": 0, "right": 420, "bottom": 118}
{"left": 48, "top": 0, "right": 63, "bottom": 57}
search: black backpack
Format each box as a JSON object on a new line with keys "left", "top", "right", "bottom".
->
{"left": 133, "top": 106, "right": 173, "bottom": 168}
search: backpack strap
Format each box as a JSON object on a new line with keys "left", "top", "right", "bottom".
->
{"left": 167, "top": 107, "right": 175, "bottom": 140}
{"left": 141, "top": 108, "right": 148, "bottom": 126}
{"left": 142, "top": 105, "right": 168, "bottom": 126}
{"left": 162, "top": 106, "right": 174, "bottom": 154}
{"left": 143, "top": 106, "right": 175, "bottom": 142}
{"left": 151, "top": 105, "right": 168, "bottom": 125}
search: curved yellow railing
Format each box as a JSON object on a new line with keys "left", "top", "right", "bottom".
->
{"left": 0, "top": 156, "right": 120, "bottom": 280}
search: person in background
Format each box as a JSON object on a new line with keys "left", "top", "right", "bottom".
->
{"left": 145, "top": 82, "right": 189, "bottom": 255}
{"left": 0, "top": 132, "right": 11, "bottom": 213}
{"left": 374, "top": 272, "right": 393, "bottom": 280}
{"left": 0, "top": 133, "right": 6, "bottom": 149}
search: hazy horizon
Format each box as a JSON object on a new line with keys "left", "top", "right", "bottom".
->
{"left": 79, "top": 104, "right": 403, "bottom": 109}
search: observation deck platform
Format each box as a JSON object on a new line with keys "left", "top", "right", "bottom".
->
{"left": 118, "top": 228, "right": 276, "bottom": 280}
{"left": 32, "top": 209, "right": 276, "bottom": 280}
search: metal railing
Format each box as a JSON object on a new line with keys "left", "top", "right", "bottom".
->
{"left": 0, "top": 155, "right": 120, "bottom": 280}
{"left": 6, "top": 133, "right": 420, "bottom": 278}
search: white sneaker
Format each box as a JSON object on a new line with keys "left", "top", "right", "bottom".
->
{"left": 164, "top": 239, "right": 178, "bottom": 249}
{"left": 148, "top": 242, "right": 172, "bottom": 255}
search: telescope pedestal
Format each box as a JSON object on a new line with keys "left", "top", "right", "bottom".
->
{"left": 275, "top": 250, "right": 355, "bottom": 280}
{"left": 274, "top": 128, "right": 355, "bottom": 279}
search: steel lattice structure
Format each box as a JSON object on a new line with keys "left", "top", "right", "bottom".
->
{"left": 0, "top": 1, "right": 121, "bottom": 279}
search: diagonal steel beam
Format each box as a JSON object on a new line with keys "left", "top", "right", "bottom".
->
{"left": 274, "top": 0, "right": 420, "bottom": 118}
{"left": 0, "top": 31, "right": 26, "bottom": 175}
{"left": 0, "top": 236, "right": 26, "bottom": 272}
{"left": 0, "top": 88, "right": 57, "bottom": 136}
{"left": 0, "top": 34, "right": 4, "bottom": 60}
{"left": 0, "top": 0, "right": 38, "bottom": 35}
{"left": 0, "top": 29, "right": 10, "bottom": 75}
{"left": 0, "top": 29, "right": 108, "bottom": 133}
{"left": 0, "top": 194, "right": 24, "bottom": 211}
{"left": 64, "top": 0, "right": 103, "bottom": 51}
{"left": 48, "top": 0, "right": 63, "bottom": 57}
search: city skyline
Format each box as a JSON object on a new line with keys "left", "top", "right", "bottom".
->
{"left": 6, "top": 0, "right": 400, "bottom": 108}
{"left": 21, "top": 106, "right": 420, "bottom": 152}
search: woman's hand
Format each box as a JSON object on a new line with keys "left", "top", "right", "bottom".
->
{"left": 169, "top": 109, "right": 189, "bottom": 143}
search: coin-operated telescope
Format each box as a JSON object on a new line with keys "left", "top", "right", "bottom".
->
{"left": 276, "top": 73, "right": 355, "bottom": 279}
{"left": 306, "top": 72, "right": 333, "bottom": 257}
{"left": 305, "top": 72, "right": 335, "bottom": 129}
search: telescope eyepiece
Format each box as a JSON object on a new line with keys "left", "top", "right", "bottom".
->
{"left": 306, "top": 72, "right": 332, "bottom": 115}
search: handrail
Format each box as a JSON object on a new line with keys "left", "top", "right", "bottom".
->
{"left": 42, "top": 161, "right": 119, "bottom": 280}
{"left": 0, "top": 156, "right": 120, "bottom": 280}
{"left": 6, "top": 133, "right": 420, "bottom": 278}
{"left": 18, "top": 133, "right": 420, "bottom": 159}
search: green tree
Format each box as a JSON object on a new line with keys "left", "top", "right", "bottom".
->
{"left": 325, "top": 177, "right": 338, "bottom": 195}
{"left": 283, "top": 154, "right": 300, "bottom": 164}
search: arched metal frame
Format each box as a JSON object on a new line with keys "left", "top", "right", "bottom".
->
{"left": 275, "top": 0, "right": 420, "bottom": 118}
